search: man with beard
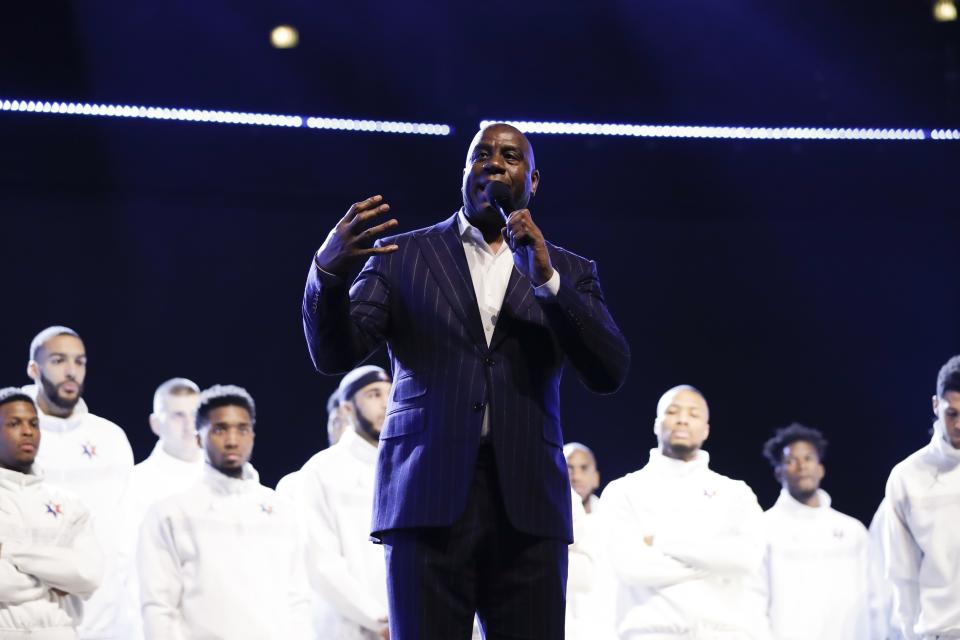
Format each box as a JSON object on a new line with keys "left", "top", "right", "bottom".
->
{"left": 759, "top": 423, "right": 872, "bottom": 640}
{"left": 600, "top": 385, "right": 767, "bottom": 639}
{"left": 883, "top": 355, "right": 960, "bottom": 640}
{"left": 303, "top": 123, "right": 629, "bottom": 640}
{"left": 0, "top": 387, "right": 103, "bottom": 639}
{"left": 298, "top": 365, "right": 392, "bottom": 640}
{"left": 23, "top": 326, "right": 134, "bottom": 640}
{"left": 137, "top": 385, "right": 311, "bottom": 640}
{"left": 116, "top": 378, "right": 205, "bottom": 640}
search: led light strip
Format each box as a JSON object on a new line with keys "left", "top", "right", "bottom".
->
{"left": 480, "top": 120, "right": 946, "bottom": 141}
{"left": 0, "top": 98, "right": 452, "bottom": 136}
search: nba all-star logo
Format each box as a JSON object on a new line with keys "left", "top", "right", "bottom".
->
{"left": 45, "top": 501, "right": 63, "bottom": 518}
{"left": 260, "top": 503, "right": 274, "bottom": 515}
{"left": 81, "top": 441, "right": 97, "bottom": 458}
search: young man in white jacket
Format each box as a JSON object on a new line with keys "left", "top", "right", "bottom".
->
{"left": 116, "top": 378, "right": 205, "bottom": 640}
{"left": 23, "top": 326, "right": 134, "bottom": 640}
{"left": 298, "top": 365, "right": 392, "bottom": 640}
{"left": 0, "top": 387, "right": 103, "bottom": 640}
{"left": 759, "top": 423, "right": 873, "bottom": 640}
{"left": 601, "top": 385, "right": 767, "bottom": 640}
{"left": 883, "top": 355, "right": 960, "bottom": 640}
{"left": 136, "top": 384, "right": 312, "bottom": 640}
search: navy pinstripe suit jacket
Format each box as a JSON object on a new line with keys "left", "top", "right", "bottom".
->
{"left": 303, "top": 212, "right": 629, "bottom": 542}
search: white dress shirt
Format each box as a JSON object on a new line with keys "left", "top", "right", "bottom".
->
{"left": 137, "top": 463, "right": 311, "bottom": 640}
{"left": 601, "top": 449, "right": 767, "bottom": 639}
{"left": 760, "top": 489, "right": 872, "bottom": 640}
{"left": 0, "top": 465, "right": 103, "bottom": 639}
{"left": 456, "top": 209, "right": 559, "bottom": 436}
{"left": 883, "top": 421, "right": 960, "bottom": 640}
{"left": 23, "top": 385, "right": 134, "bottom": 640}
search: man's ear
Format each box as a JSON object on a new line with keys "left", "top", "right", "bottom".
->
{"left": 932, "top": 394, "right": 940, "bottom": 419}
{"left": 26, "top": 360, "right": 38, "bottom": 382}
{"left": 530, "top": 169, "right": 540, "bottom": 197}
{"left": 149, "top": 414, "right": 161, "bottom": 438}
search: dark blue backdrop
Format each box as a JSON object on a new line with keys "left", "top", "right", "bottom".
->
{"left": 2, "top": 0, "right": 958, "bottom": 524}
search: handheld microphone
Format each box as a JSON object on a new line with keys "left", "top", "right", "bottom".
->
{"left": 485, "top": 181, "right": 512, "bottom": 223}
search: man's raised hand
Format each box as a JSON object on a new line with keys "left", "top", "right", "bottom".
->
{"left": 315, "top": 195, "right": 399, "bottom": 277}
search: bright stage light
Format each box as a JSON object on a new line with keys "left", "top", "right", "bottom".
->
{"left": 271, "top": 25, "right": 300, "bottom": 49}
{"left": 480, "top": 120, "right": 935, "bottom": 142}
{"left": 933, "top": 0, "right": 958, "bottom": 22}
{"left": 0, "top": 98, "right": 453, "bottom": 136}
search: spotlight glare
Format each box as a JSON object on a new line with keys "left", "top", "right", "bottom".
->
{"left": 934, "top": 0, "right": 958, "bottom": 21}
{"left": 271, "top": 25, "right": 299, "bottom": 49}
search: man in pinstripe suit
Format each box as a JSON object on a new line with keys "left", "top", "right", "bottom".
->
{"left": 303, "top": 123, "right": 630, "bottom": 640}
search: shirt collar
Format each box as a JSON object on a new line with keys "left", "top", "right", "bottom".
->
{"left": 774, "top": 488, "right": 832, "bottom": 516}
{"left": 457, "top": 208, "right": 508, "bottom": 257}
{"left": 202, "top": 461, "right": 260, "bottom": 495}
{"left": 338, "top": 427, "right": 379, "bottom": 464}
{"left": 647, "top": 447, "right": 711, "bottom": 476}
{"left": 930, "top": 419, "right": 960, "bottom": 465}
{"left": 148, "top": 440, "right": 205, "bottom": 469}
{"left": 21, "top": 384, "right": 90, "bottom": 433}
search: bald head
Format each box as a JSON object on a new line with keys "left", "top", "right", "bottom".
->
{"left": 654, "top": 385, "right": 710, "bottom": 461}
{"left": 461, "top": 123, "right": 540, "bottom": 226}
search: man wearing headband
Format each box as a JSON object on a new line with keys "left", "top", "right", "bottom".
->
{"left": 137, "top": 385, "right": 311, "bottom": 640}
{"left": 0, "top": 386, "right": 103, "bottom": 639}
{"left": 564, "top": 442, "right": 601, "bottom": 515}
{"left": 601, "top": 385, "right": 766, "bottom": 639}
{"left": 298, "top": 365, "right": 392, "bottom": 639}
{"left": 883, "top": 355, "right": 960, "bottom": 640}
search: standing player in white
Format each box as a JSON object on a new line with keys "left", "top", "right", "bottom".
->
{"left": 23, "top": 326, "right": 134, "bottom": 639}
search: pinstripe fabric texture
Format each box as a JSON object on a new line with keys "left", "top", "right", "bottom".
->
{"left": 303, "top": 212, "right": 630, "bottom": 542}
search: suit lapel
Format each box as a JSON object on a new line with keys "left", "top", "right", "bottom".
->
{"left": 490, "top": 264, "right": 537, "bottom": 351}
{"left": 415, "top": 214, "right": 487, "bottom": 348}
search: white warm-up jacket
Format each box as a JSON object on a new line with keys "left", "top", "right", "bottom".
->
{"left": 883, "top": 422, "right": 960, "bottom": 640}
{"left": 0, "top": 465, "right": 103, "bottom": 640}
{"left": 299, "top": 428, "right": 388, "bottom": 640}
{"left": 760, "top": 489, "right": 873, "bottom": 640}
{"left": 23, "top": 385, "right": 134, "bottom": 640}
{"left": 116, "top": 442, "right": 205, "bottom": 640}
{"left": 137, "top": 463, "right": 312, "bottom": 640}
{"left": 601, "top": 449, "right": 767, "bottom": 640}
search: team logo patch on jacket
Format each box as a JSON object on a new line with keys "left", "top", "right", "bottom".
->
{"left": 45, "top": 501, "right": 63, "bottom": 518}
{"left": 260, "top": 503, "right": 273, "bottom": 515}
{"left": 81, "top": 442, "right": 97, "bottom": 458}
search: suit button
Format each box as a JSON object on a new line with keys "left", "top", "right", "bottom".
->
{"left": 472, "top": 402, "right": 484, "bottom": 412}
{"left": 484, "top": 357, "right": 494, "bottom": 366}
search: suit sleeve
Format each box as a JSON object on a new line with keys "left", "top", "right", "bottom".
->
{"left": 538, "top": 256, "right": 630, "bottom": 394}
{"left": 303, "top": 249, "right": 394, "bottom": 375}
{"left": 137, "top": 506, "right": 187, "bottom": 640}
{"left": 599, "top": 480, "right": 706, "bottom": 589}
{"left": 3, "top": 506, "right": 103, "bottom": 598}
{"left": 883, "top": 472, "right": 922, "bottom": 640}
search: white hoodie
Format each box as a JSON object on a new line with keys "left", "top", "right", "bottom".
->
{"left": 137, "top": 463, "right": 312, "bottom": 640}
{"left": 601, "top": 449, "right": 767, "bottom": 639}
{"left": 883, "top": 421, "right": 960, "bottom": 640}
{"left": 298, "top": 428, "right": 388, "bottom": 640}
{"left": 115, "top": 442, "right": 205, "bottom": 640}
{"left": 760, "top": 489, "right": 872, "bottom": 640}
{"left": 0, "top": 465, "right": 103, "bottom": 640}
{"left": 22, "top": 385, "right": 134, "bottom": 640}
